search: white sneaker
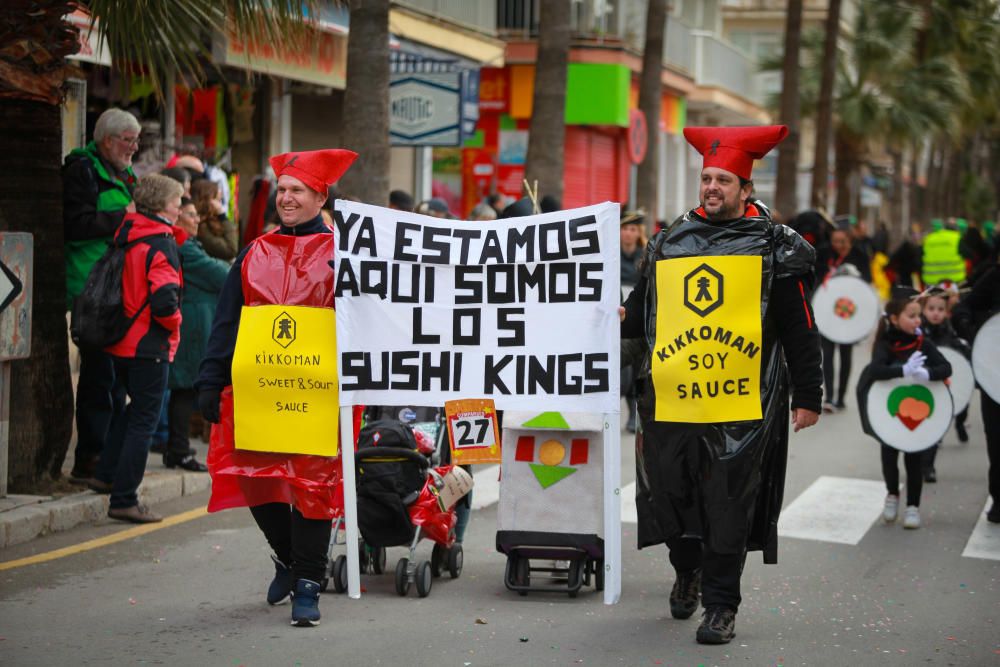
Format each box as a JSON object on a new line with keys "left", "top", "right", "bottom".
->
{"left": 882, "top": 494, "right": 899, "bottom": 523}
{"left": 902, "top": 505, "right": 921, "bottom": 529}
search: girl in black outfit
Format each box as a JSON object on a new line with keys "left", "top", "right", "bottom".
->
{"left": 856, "top": 288, "right": 952, "bottom": 529}
{"left": 920, "top": 288, "right": 972, "bottom": 482}
{"left": 817, "top": 227, "right": 872, "bottom": 412}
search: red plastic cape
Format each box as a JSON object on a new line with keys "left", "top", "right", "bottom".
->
{"left": 206, "top": 231, "right": 361, "bottom": 520}
{"left": 409, "top": 465, "right": 459, "bottom": 547}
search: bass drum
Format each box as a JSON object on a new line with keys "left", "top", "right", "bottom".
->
{"left": 863, "top": 377, "right": 953, "bottom": 453}
{"left": 972, "top": 313, "right": 1000, "bottom": 403}
{"left": 811, "top": 274, "right": 880, "bottom": 344}
{"left": 938, "top": 346, "right": 974, "bottom": 415}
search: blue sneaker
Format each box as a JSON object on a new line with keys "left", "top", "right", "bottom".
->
{"left": 267, "top": 556, "right": 293, "bottom": 605}
{"left": 291, "top": 579, "right": 321, "bottom": 627}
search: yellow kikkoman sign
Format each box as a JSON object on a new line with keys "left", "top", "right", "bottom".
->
{"left": 652, "top": 255, "right": 763, "bottom": 423}
{"left": 231, "top": 304, "right": 339, "bottom": 456}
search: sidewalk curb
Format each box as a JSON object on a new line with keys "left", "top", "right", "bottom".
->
{"left": 0, "top": 471, "right": 211, "bottom": 550}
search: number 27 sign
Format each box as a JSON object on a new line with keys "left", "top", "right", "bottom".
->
{"left": 444, "top": 398, "right": 501, "bottom": 465}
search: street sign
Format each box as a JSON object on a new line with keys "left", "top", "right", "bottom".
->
{"left": 0, "top": 232, "right": 32, "bottom": 498}
{"left": 389, "top": 71, "right": 479, "bottom": 147}
{"left": 0, "top": 233, "right": 32, "bottom": 362}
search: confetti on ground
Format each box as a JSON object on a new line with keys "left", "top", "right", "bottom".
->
{"left": 474, "top": 618, "right": 487, "bottom": 625}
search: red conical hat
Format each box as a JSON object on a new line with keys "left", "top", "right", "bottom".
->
{"left": 268, "top": 149, "right": 358, "bottom": 194}
{"left": 683, "top": 125, "right": 788, "bottom": 180}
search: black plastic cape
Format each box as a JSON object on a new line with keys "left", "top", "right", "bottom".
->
{"left": 632, "top": 202, "right": 815, "bottom": 564}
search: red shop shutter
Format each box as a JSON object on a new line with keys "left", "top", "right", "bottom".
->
{"left": 562, "top": 126, "right": 590, "bottom": 209}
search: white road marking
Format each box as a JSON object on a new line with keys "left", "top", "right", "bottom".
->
{"left": 778, "top": 476, "right": 887, "bottom": 545}
{"left": 961, "top": 500, "right": 1000, "bottom": 561}
{"left": 471, "top": 465, "right": 500, "bottom": 509}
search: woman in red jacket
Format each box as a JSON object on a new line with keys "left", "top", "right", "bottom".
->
{"left": 89, "top": 174, "right": 184, "bottom": 524}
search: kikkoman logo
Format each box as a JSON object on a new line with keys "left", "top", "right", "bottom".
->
{"left": 683, "top": 263, "right": 724, "bottom": 317}
{"left": 272, "top": 311, "right": 297, "bottom": 349}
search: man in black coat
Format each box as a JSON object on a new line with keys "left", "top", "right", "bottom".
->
{"left": 621, "top": 125, "right": 823, "bottom": 645}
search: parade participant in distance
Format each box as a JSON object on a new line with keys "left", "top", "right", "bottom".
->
{"left": 920, "top": 286, "right": 971, "bottom": 482}
{"left": 816, "top": 222, "right": 873, "bottom": 413}
{"left": 952, "top": 258, "right": 1000, "bottom": 523}
{"left": 621, "top": 125, "right": 822, "bottom": 645}
{"left": 855, "top": 287, "right": 951, "bottom": 529}
{"left": 197, "top": 148, "right": 357, "bottom": 627}
{"left": 620, "top": 210, "right": 646, "bottom": 433}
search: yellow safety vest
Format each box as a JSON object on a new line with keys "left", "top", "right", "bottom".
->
{"left": 921, "top": 229, "right": 965, "bottom": 285}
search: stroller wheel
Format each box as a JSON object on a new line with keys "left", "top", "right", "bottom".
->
{"left": 447, "top": 543, "right": 463, "bottom": 579}
{"left": 415, "top": 560, "right": 433, "bottom": 598}
{"left": 394, "top": 558, "right": 411, "bottom": 596}
{"left": 514, "top": 556, "right": 530, "bottom": 596}
{"left": 372, "top": 546, "right": 387, "bottom": 575}
{"left": 568, "top": 560, "right": 582, "bottom": 598}
{"left": 595, "top": 558, "right": 605, "bottom": 592}
{"left": 358, "top": 541, "right": 371, "bottom": 573}
{"left": 431, "top": 543, "right": 445, "bottom": 578}
{"left": 332, "top": 555, "right": 348, "bottom": 594}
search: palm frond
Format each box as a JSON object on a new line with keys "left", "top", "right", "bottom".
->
{"left": 86, "top": 0, "right": 321, "bottom": 99}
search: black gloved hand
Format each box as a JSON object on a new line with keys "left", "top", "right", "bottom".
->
{"left": 198, "top": 388, "right": 222, "bottom": 424}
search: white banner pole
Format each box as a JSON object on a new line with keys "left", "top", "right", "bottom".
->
{"left": 603, "top": 411, "right": 622, "bottom": 604}
{"left": 339, "top": 405, "right": 361, "bottom": 599}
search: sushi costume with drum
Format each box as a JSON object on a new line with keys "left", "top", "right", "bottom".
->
{"left": 621, "top": 125, "right": 823, "bottom": 630}
{"left": 196, "top": 148, "right": 357, "bottom": 624}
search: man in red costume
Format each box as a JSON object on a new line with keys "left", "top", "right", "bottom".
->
{"left": 621, "top": 126, "right": 822, "bottom": 644}
{"left": 197, "top": 148, "right": 357, "bottom": 627}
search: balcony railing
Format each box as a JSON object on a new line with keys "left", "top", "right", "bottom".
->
{"left": 397, "top": 0, "right": 497, "bottom": 33}
{"left": 692, "top": 30, "right": 760, "bottom": 102}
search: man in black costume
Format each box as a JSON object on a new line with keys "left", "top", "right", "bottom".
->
{"left": 621, "top": 125, "right": 823, "bottom": 644}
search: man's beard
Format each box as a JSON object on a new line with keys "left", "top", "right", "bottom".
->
{"left": 702, "top": 196, "right": 743, "bottom": 221}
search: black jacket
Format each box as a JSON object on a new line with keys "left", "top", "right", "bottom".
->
{"left": 196, "top": 215, "right": 329, "bottom": 392}
{"left": 952, "top": 265, "right": 1000, "bottom": 341}
{"left": 621, "top": 201, "right": 823, "bottom": 563}
{"left": 62, "top": 150, "right": 134, "bottom": 242}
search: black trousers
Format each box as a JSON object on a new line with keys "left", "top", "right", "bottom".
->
{"left": 667, "top": 537, "right": 746, "bottom": 611}
{"left": 167, "top": 387, "right": 197, "bottom": 457}
{"left": 96, "top": 357, "right": 169, "bottom": 509}
{"left": 250, "top": 503, "right": 331, "bottom": 583}
{"left": 983, "top": 393, "right": 1000, "bottom": 504}
{"left": 881, "top": 443, "right": 923, "bottom": 507}
{"left": 821, "top": 337, "right": 853, "bottom": 404}
{"left": 74, "top": 347, "right": 126, "bottom": 464}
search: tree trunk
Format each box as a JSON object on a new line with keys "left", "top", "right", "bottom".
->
{"left": 946, "top": 146, "right": 962, "bottom": 217}
{"left": 926, "top": 140, "right": 944, "bottom": 218}
{"left": 889, "top": 148, "right": 905, "bottom": 240}
{"left": 635, "top": 0, "right": 667, "bottom": 224}
{"left": 810, "top": 0, "right": 841, "bottom": 211}
{"left": 0, "top": 99, "right": 73, "bottom": 490}
{"left": 524, "top": 0, "right": 572, "bottom": 205}
{"left": 834, "top": 127, "right": 856, "bottom": 216}
{"left": 338, "top": 0, "right": 390, "bottom": 206}
{"left": 774, "top": 0, "right": 803, "bottom": 219}
{"left": 908, "top": 145, "right": 921, "bottom": 228}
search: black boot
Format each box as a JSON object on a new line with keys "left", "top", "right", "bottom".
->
{"left": 163, "top": 452, "right": 208, "bottom": 472}
{"left": 291, "top": 579, "right": 321, "bottom": 627}
{"left": 267, "top": 555, "right": 294, "bottom": 605}
{"left": 669, "top": 569, "right": 701, "bottom": 619}
{"left": 696, "top": 606, "right": 736, "bottom": 644}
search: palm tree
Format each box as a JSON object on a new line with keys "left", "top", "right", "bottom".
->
{"left": 524, "top": 0, "right": 572, "bottom": 205}
{"left": 774, "top": 0, "right": 803, "bottom": 220}
{"left": 635, "top": 0, "right": 668, "bottom": 224}
{"left": 338, "top": 0, "right": 390, "bottom": 205}
{"left": 810, "top": 0, "right": 841, "bottom": 211}
{"left": 0, "top": 0, "right": 320, "bottom": 492}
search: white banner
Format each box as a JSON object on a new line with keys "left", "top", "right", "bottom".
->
{"left": 333, "top": 201, "right": 621, "bottom": 412}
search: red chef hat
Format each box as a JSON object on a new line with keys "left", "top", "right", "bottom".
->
{"left": 683, "top": 125, "right": 789, "bottom": 180}
{"left": 268, "top": 149, "right": 358, "bottom": 194}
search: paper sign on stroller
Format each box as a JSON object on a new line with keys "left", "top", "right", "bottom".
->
{"left": 445, "top": 398, "right": 501, "bottom": 464}
{"left": 231, "top": 304, "right": 340, "bottom": 456}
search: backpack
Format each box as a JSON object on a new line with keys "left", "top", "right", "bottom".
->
{"left": 70, "top": 238, "right": 149, "bottom": 349}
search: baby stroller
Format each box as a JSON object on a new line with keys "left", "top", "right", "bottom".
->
{"left": 325, "top": 415, "right": 467, "bottom": 598}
